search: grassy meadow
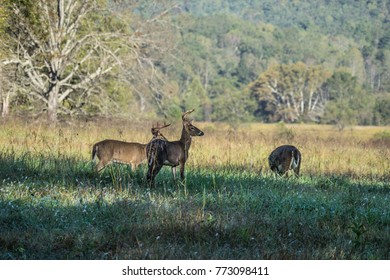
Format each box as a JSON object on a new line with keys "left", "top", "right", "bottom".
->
{"left": 0, "top": 118, "right": 389, "bottom": 259}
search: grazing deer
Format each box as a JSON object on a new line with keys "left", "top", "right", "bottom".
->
{"left": 268, "top": 145, "right": 301, "bottom": 177}
{"left": 146, "top": 109, "right": 204, "bottom": 185}
{"left": 92, "top": 123, "right": 170, "bottom": 173}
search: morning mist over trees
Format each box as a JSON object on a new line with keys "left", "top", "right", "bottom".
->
{"left": 1, "top": 0, "right": 390, "bottom": 126}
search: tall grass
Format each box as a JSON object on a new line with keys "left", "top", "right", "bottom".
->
{"left": 0, "top": 118, "right": 389, "bottom": 259}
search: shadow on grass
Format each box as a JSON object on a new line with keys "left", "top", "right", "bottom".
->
{"left": 0, "top": 151, "right": 148, "bottom": 189}
{"left": 1, "top": 184, "right": 389, "bottom": 260}
{"left": 1, "top": 152, "right": 389, "bottom": 259}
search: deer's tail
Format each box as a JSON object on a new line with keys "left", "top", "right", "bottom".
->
{"left": 147, "top": 139, "right": 166, "bottom": 167}
{"left": 147, "top": 140, "right": 158, "bottom": 167}
{"left": 289, "top": 149, "right": 300, "bottom": 170}
{"left": 92, "top": 144, "right": 98, "bottom": 161}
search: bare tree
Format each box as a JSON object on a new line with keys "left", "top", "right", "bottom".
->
{"left": 2, "top": 0, "right": 178, "bottom": 122}
{"left": 250, "top": 62, "right": 331, "bottom": 122}
{"left": 0, "top": 63, "right": 15, "bottom": 117}
{"left": 0, "top": 65, "right": 7, "bottom": 117}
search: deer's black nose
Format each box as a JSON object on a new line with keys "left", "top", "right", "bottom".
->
{"left": 198, "top": 131, "right": 204, "bottom": 136}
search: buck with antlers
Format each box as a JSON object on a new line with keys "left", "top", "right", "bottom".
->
{"left": 92, "top": 123, "right": 170, "bottom": 173}
{"left": 268, "top": 145, "right": 301, "bottom": 177}
{"left": 146, "top": 109, "right": 204, "bottom": 185}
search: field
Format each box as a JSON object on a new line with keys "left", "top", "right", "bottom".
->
{"left": 0, "top": 118, "right": 389, "bottom": 259}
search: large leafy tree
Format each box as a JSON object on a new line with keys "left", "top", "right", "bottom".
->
{"left": 249, "top": 62, "right": 331, "bottom": 123}
{"left": 321, "top": 70, "right": 373, "bottom": 129}
{"left": 373, "top": 94, "right": 390, "bottom": 125}
{"left": 211, "top": 78, "right": 255, "bottom": 123}
{"left": 181, "top": 76, "right": 210, "bottom": 121}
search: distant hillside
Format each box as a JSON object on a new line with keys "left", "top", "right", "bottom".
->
{"left": 178, "top": 0, "right": 389, "bottom": 42}
{"left": 150, "top": 0, "right": 389, "bottom": 124}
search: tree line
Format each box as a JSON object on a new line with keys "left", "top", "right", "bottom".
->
{"left": 1, "top": 0, "right": 390, "bottom": 126}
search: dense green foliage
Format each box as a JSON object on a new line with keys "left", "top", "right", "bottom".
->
{"left": 155, "top": 0, "right": 390, "bottom": 124}
{"left": 1, "top": 0, "right": 390, "bottom": 124}
{"left": 374, "top": 95, "right": 390, "bottom": 125}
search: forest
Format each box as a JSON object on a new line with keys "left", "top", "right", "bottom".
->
{"left": 0, "top": 0, "right": 390, "bottom": 126}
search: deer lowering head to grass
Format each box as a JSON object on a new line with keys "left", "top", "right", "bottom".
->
{"left": 146, "top": 109, "right": 204, "bottom": 185}
{"left": 268, "top": 145, "right": 301, "bottom": 177}
{"left": 92, "top": 123, "right": 170, "bottom": 173}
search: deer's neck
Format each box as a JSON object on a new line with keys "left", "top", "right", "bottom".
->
{"left": 180, "top": 125, "right": 192, "bottom": 150}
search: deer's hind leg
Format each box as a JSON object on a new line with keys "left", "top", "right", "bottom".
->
{"left": 171, "top": 166, "right": 177, "bottom": 180}
{"left": 131, "top": 162, "right": 139, "bottom": 171}
{"left": 293, "top": 161, "right": 301, "bottom": 177}
{"left": 147, "top": 162, "right": 163, "bottom": 186}
{"left": 95, "top": 159, "right": 108, "bottom": 173}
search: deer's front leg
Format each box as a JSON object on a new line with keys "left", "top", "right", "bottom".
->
{"left": 179, "top": 162, "right": 185, "bottom": 181}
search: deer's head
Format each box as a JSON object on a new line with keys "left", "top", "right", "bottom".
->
{"left": 151, "top": 122, "right": 171, "bottom": 139}
{"left": 182, "top": 109, "right": 204, "bottom": 137}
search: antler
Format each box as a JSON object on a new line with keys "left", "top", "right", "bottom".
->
{"left": 151, "top": 122, "right": 171, "bottom": 139}
{"left": 152, "top": 122, "right": 171, "bottom": 130}
{"left": 182, "top": 109, "right": 195, "bottom": 121}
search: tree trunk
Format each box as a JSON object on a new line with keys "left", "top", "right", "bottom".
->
{"left": 47, "top": 84, "right": 59, "bottom": 123}
{"left": 2, "top": 93, "right": 9, "bottom": 117}
{"left": 0, "top": 66, "right": 6, "bottom": 117}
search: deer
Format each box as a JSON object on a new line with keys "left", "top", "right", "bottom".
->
{"left": 146, "top": 109, "right": 204, "bottom": 185}
{"left": 92, "top": 123, "right": 171, "bottom": 173}
{"left": 268, "top": 145, "right": 301, "bottom": 177}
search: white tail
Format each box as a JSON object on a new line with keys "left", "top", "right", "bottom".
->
{"left": 268, "top": 145, "right": 301, "bottom": 177}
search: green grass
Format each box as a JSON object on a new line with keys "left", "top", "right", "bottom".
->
{"left": 1, "top": 150, "right": 389, "bottom": 259}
